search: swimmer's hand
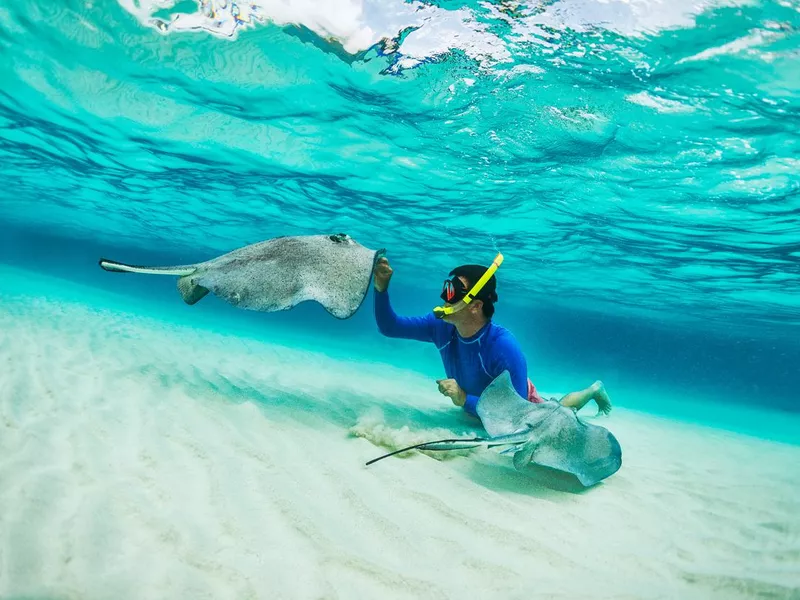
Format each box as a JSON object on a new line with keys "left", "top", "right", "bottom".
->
{"left": 437, "top": 378, "right": 466, "bottom": 407}
{"left": 373, "top": 257, "right": 393, "bottom": 292}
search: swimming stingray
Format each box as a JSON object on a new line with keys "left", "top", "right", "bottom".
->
{"left": 367, "top": 371, "right": 622, "bottom": 486}
{"left": 99, "top": 233, "right": 385, "bottom": 319}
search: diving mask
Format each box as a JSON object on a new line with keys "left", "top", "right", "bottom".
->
{"left": 433, "top": 253, "right": 503, "bottom": 319}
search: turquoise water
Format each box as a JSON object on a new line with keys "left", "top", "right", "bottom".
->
{"left": 3, "top": 4, "right": 800, "bottom": 597}
{"left": 1, "top": 0, "right": 798, "bottom": 415}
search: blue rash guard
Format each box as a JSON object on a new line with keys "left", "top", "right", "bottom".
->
{"left": 374, "top": 289, "right": 529, "bottom": 416}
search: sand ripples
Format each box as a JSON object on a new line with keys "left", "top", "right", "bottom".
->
{"left": 1, "top": 281, "right": 798, "bottom": 599}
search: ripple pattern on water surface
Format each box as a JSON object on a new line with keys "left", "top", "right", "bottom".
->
{"left": 0, "top": 0, "right": 798, "bottom": 335}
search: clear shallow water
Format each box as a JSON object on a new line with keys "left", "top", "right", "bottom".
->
{"left": 0, "top": 0, "right": 798, "bottom": 412}
{"left": 2, "top": 6, "right": 800, "bottom": 595}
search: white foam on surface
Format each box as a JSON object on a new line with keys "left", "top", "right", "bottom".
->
{"left": 511, "top": 0, "right": 757, "bottom": 38}
{"left": 116, "top": 0, "right": 511, "bottom": 67}
{"left": 115, "top": 0, "right": 757, "bottom": 69}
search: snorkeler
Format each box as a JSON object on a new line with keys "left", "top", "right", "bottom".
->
{"left": 373, "top": 256, "right": 612, "bottom": 416}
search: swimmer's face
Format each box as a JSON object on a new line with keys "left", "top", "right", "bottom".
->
{"left": 441, "top": 276, "right": 483, "bottom": 323}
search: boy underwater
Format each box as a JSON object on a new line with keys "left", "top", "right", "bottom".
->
{"left": 373, "top": 255, "right": 612, "bottom": 416}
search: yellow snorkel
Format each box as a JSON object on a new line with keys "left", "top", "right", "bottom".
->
{"left": 433, "top": 253, "right": 504, "bottom": 319}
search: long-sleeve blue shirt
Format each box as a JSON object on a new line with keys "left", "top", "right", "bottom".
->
{"left": 374, "top": 289, "right": 529, "bottom": 416}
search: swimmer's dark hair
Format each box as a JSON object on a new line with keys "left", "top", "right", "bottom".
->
{"left": 449, "top": 264, "right": 498, "bottom": 319}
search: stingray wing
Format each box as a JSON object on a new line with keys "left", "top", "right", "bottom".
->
{"left": 195, "top": 234, "right": 384, "bottom": 319}
{"left": 477, "top": 372, "right": 623, "bottom": 486}
{"left": 302, "top": 236, "right": 385, "bottom": 319}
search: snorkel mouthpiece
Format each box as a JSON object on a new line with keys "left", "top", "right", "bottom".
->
{"left": 433, "top": 305, "right": 450, "bottom": 319}
{"left": 433, "top": 253, "right": 503, "bottom": 319}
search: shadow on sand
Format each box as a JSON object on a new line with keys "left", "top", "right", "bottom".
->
{"left": 463, "top": 455, "right": 600, "bottom": 497}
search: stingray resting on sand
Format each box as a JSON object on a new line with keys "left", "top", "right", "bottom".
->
{"left": 367, "top": 372, "right": 622, "bottom": 487}
{"left": 99, "top": 233, "right": 385, "bottom": 319}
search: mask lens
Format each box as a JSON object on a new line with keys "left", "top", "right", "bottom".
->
{"left": 441, "top": 278, "right": 463, "bottom": 303}
{"left": 442, "top": 280, "right": 454, "bottom": 302}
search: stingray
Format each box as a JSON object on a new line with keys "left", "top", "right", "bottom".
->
{"left": 99, "top": 233, "right": 385, "bottom": 319}
{"left": 366, "top": 372, "right": 622, "bottom": 486}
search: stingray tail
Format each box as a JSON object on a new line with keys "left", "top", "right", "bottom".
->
{"left": 365, "top": 438, "right": 486, "bottom": 467}
{"left": 98, "top": 258, "right": 196, "bottom": 276}
{"left": 365, "top": 435, "right": 532, "bottom": 467}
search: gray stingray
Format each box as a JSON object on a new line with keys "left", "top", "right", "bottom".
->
{"left": 99, "top": 233, "right": 385, "bottom": 319}
{"left": 367, "top": 372, "right": 622, "bottom": 486}
{"left": 475, "top": 372, "right": 622, "bottom": 486}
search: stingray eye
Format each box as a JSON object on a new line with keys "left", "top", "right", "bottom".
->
{"left": 329, "top": 233, "right": 350, "bottom": 244}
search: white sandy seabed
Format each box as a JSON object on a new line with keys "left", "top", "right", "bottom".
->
{"left": 1, "top": 266, "right": 798, "bottom": 600}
